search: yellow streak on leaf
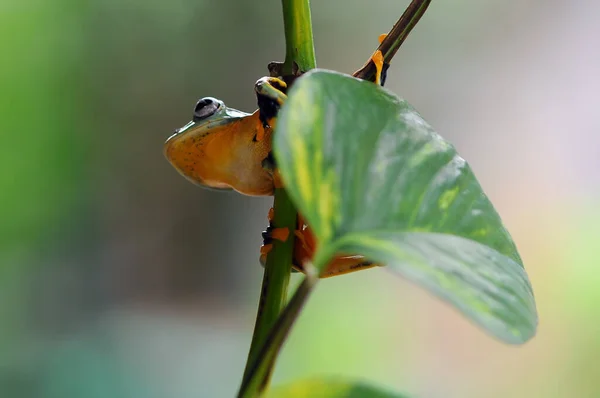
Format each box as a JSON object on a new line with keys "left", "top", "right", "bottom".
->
{"left": 292, "top": 133, "right": 313, "bottom": 208}
{"left": 316, "top": 167, "right": 340, "bottom": 243}
{"left": 438, "top": 186, "right": 459, "bottom": 210}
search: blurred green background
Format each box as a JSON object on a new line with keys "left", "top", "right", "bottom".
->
{"left": 1, "top": 0, "right": 597, "bottom": 397}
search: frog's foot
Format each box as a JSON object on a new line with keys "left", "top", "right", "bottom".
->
{"left": 260, "top": 226, "right": 291, "bottom": 266}
{"left": 260, "top": 211, "right": 379, "bottom": 277}
{"left": 290, "top": 220, "right": 379, "bottom": 277}
{"left": 319, "top": 256, "right": 379, "bottom": 278}
{"left": 255, "top": 77, "right": 288, "bottom": 132}
{"left": 259, "top": 208, "right": 291, "bottom": 267}
{"left": 352, "top": 34, "right": 391, "bottom": 86}
{"left": 255, "top": 77, "right": 288, "bottom": 105}
{"left": 371, "top": 50, "right": 386, "bottom": 86}
{"left": 259, "top": 243, "right": 273, "bottom": 267}
{"left": 369, "top": 49, "right": 391, "bottom": 87}
{"left": 259, "top": 211, "right": 307, "bottom": 273}
{"left": 261, "top": 221, "right": 290, "bottom": 245}
{"left": 375, "top": 34, "right": 392, "bottom": 87}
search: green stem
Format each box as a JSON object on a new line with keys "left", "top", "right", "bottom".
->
{"left": 240, "top": 0, "right": 317, "bottom": 395}
{"left": 282, "top": 0, "right": 317, "bottom": 73}
{"left": 238, "top": 272, "right": 318, "bottom": 398}
{"left": 241, "top": 190, "right": 296, "bottom": 391}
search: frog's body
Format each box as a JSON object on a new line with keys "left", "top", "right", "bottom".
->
{"left": 164, "top": 98, "right": 276, "bottom": 196}
{"left": 164, "top": 47, "right": 388, "bottom": 277}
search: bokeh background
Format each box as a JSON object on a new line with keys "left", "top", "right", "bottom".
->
{"left": 2, "top": 0, "right": 598, "bottom": 397}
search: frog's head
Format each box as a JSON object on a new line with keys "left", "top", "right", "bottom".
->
{"left": 164, "top": 96, "right": 263, "bottom": 191}
{"left": 165, "top": 97, "right": 250, "bottom": 144}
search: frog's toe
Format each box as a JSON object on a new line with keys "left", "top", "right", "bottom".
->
{"left": 259, "top": 225, "right": 290, "bottom": 268}
{"left": 256, "top": 77, "right": 288, "bottom": 128}
{"left": 371, "top": 50, "right": 385, "bottom": 86}
{"left": 259, "top": 243, "right": 273, "bottom": 267}
{"left": 255, "top": 77, "right": 288, "bottom": 101}
{"left": 271, "top": 227, "right": 289, "bottom": 242}
{"left": 261, "top": 224, "right": 290, "bottom": 244}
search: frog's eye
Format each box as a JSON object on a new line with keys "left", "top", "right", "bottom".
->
{"left": 193, "top": 97, "right": 220, "bottom": 121}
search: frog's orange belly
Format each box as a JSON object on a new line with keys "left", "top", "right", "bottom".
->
{"left": 209, "top": 163, "right": 274, "bottom": 196}
{"left": 164, "top": 129, "right": 275, "bottom": 196}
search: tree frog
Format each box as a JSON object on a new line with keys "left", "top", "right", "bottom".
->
{"left": 164, "top": 77, "right": 287, "bottom": 197}
{"left": 164, "top": 48, "right": 388, "bottom": 277}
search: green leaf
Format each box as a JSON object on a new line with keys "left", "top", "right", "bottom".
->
{"left": 265, "top": 377, "right": 408, "bottom": 398}
{"left": 273, "top": 69, "right": 537, "bottom": 344}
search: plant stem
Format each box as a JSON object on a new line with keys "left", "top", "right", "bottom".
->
{"left": 240, "top": 0, "right": 317, "bottom": 395}
{"left": 282, "top": 0, "right": 317, "bottom": 73}
{"left": 241, "top": 190, "right": 296, "bottom": 391}
{"left": 353, "top": 0, "right": 431, "bottom": 82}
{"left": 238, "top": 272, "right": 318, "bottom": 398}
{"left": 239, "top": 0, "right": 432, "bottom": 395}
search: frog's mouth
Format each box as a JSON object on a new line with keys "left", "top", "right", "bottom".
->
{"left": 164, "top": 120, "right": 196, "bottom": 145}
{"left": 165, "top": 104, "right": 251, "bottom": 145}
{"left": 165, "top": 119, "right": 227, "bottom": 148}
{"left": 174, "top": 120, "right": 195, "bottom": 135}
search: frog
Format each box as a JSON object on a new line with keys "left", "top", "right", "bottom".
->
{"left": 164, "top": 44, "right": 389, "bottom": 277}
{"left": 164, "top": 77, "right": 287, "bottom": 197}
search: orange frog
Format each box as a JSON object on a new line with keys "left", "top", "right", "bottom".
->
{"left": 164, "top": 47, "right": 388, "bottom": 277}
